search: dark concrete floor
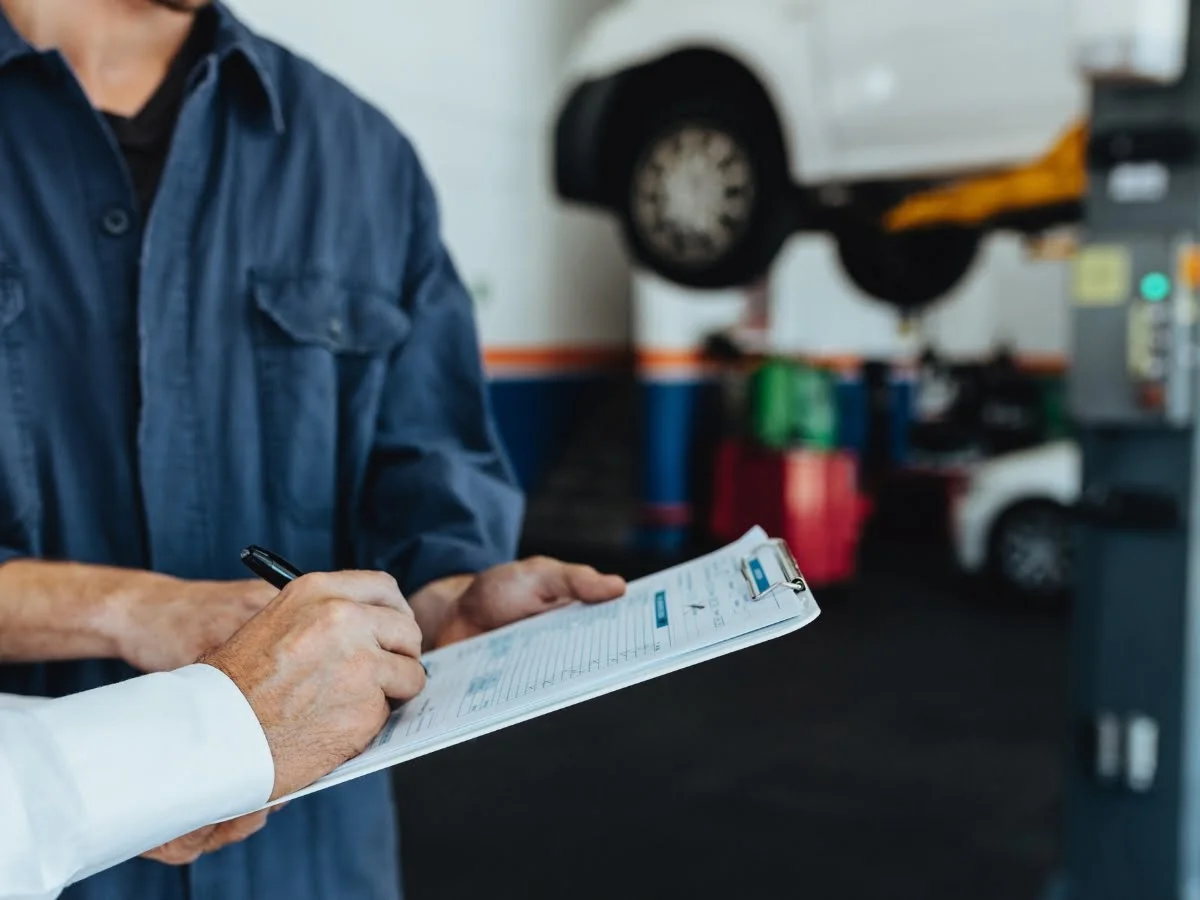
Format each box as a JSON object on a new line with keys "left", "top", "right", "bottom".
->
{"left": 392, "top": 534, "right": 1069, "bottom": 900}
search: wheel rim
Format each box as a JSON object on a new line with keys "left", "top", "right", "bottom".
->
{"left": 998, "top": 508, "right": 1071, "bottom": 594}
{"left": 631, "top": 123, "right": 757, "bottom": 267}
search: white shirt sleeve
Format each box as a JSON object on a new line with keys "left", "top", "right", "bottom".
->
{"left": 0, "top": 664, "right": 275, "bottom": 900}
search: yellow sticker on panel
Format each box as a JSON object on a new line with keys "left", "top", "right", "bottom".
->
{"left": 1073, "top": 245, "right": 1130, "bottom": 306}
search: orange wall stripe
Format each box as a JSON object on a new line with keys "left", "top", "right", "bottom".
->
{"left": 1017, "top": 354, "right": 1069, "bottom": 374}
{"left": 483, "top": 346, "right": 630, "bottom": 373}
{"left": 483, "top": 345, "right": 1070, "bottom": 376}
{"left": 635, "top": 349, "right": 711, "bottom": 370}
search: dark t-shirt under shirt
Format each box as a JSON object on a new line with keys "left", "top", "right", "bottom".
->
{"left": 102, "top": 10, "right": 215, "bottom": 216}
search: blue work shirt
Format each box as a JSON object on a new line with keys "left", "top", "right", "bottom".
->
{"left": 0, "top": 5, "right": 523, "bottom": 900}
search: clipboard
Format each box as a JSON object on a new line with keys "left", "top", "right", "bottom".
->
{"left": 253, "top": 526, "right": 820, "bottom": 811}
{"left": 740, "top": 538, "right": 809, "bottom": 599}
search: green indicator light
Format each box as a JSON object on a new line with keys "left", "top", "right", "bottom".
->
{"left": 1141, "top": 272, "right": 1171, "bottom": 302}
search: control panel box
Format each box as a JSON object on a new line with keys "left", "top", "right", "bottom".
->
{"left": 1069, "top": 235, "right": 1197, "bottom": 425}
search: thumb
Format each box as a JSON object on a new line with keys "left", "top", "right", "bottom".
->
{"left": 527, "top": 559, "right": 626, "bottom": 603}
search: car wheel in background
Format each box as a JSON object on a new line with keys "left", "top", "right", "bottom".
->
{"left": 834, "top": 223, "right": 981, "bottom": 314}
{"left": 986, "top": 499, "right": 1073, "bottom": 601}
{"left": 617, "top": 95, "right": 794, "bottom": 289}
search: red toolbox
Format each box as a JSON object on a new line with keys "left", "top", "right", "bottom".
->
{"left": 710, "top": 439, "right": 871, "bottom": 587}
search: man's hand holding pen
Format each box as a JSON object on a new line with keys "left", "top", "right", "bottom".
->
{"left": 204, "top": 570, "right": 426, "bottom": 801}
{"left": 143, "top": 569, "right": 426, "bottom": 865}
{"left": 132, "top": 545, "right": 623, "bottom": 867}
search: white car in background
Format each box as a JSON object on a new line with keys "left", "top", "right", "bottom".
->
{"left": 951, "top": 441, "right": 1081, "bottom": 599}
{"left": 553, "top": 0, "right": 1084, "bottom": 310}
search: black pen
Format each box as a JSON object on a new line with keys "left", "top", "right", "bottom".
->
{"left": 240, "top": 544, "right": 429, "bottom": 677}
{"left": 240, "top": 545, "right": 304, "bottom": 590}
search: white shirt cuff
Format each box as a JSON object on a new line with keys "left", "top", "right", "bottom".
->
{"left": 0, "top": 664, "right": 274, "bottom": 896}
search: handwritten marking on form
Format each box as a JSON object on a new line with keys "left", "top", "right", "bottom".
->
{"left": 266, "top": 527, "right": 820, "bottom": 806}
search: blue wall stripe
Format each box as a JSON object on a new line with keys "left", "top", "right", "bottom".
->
{"left": 487, "top": 376, "right": 612, "bottom": 491}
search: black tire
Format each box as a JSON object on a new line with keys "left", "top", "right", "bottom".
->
{"left": 835, "top": 224, "right": 981, "bottom": 313}
{"left": 986, "top": 499, "right": 1073, "bottom": 601}
{"left": 616, "top": 94, "right": 793, "bottom": 289}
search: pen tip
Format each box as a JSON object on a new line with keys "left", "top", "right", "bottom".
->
{"left": 240, "top": 546, "right": 253, "bottom": 560}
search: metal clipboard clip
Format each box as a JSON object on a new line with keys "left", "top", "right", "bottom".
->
{"left": 740, "top": 538, "right": 809, "bottom": 600}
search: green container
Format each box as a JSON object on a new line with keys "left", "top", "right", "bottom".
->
{"left": 749, "top": 359, "right": 796, "bottom": 449}
{"left": 748, "top": 359, "right": 840, "bottom": 450}
{"left": 794, "top": 365, "right": 838, "bottom": 450}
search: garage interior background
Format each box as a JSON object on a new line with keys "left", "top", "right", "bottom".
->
{"left": 240, "top": 0, "right": 1073, "bottom": 546}
{"left": 234, "top": 1, "right": 1078, "bottom": 898}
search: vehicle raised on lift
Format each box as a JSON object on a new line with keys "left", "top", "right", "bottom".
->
{"left": 553, "top": 0, "right": 1084, "bottom": 311}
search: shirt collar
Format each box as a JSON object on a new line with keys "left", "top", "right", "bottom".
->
{"left": 210, "top": 2, "right": 286, "bottom": 135}
{"left": 0, "top": 2, "right": 286, "bottom": 135}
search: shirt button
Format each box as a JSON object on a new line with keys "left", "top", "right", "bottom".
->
{"left": 328, "top": 317, "right": 343, "bottom": 340}
{"left": 100, "top": 207, "right": 131, "bottom": 237}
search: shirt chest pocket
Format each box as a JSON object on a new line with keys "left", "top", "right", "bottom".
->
{"left": 251, "top": 273, "right": 411, "bottom": 528}
{"left": 0, "top": 269, "right": 37, "bottom": 544}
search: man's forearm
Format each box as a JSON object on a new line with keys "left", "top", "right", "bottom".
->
{"left": 407, "top": 574, "right": 474, "bottom": 651}
{"left": 0, "top": 559, "right": 168, "bottom": 664}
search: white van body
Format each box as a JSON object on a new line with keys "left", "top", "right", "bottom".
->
{"left": 564, "top": 0, "right": 1085, "bottom": 188}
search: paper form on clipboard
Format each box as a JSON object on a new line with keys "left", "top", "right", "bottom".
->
{"left": 262, "top": 525, "right": 820, "bottom": 807}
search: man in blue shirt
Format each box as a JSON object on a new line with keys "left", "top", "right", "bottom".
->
{"left": 0, "top": 1, "right": 625, "bottom": 899}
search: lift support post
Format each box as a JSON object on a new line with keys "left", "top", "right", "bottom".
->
{"left": 1063, "top": 1, "right": 1200, "bottom": 896}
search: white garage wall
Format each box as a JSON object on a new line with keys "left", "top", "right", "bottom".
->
{"left": 984, "top": 238, "right": 1071, "bottom": 361}
{"left": 919, "top": 236, "right": 1069, "bottom": 363}
{"left": 230, "top": 0, "right": 631, "bottom": 352}
{"left": 770, "top": 235, "right": 918, "bottom": 361}
{"left": 769, "top": 234, "right": 1070, "bottom": 365}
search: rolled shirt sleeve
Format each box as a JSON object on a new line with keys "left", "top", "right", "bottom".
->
{"left": 0, "top": 664, "right": 274, "bottom": 900}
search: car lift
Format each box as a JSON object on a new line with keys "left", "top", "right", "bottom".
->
{"left": 1058, "top": 0, "right": 1200, "bottom": 896}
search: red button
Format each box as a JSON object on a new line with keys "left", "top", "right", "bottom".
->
{"left": 1138, "top": 382, "right": 1166, "bottom": 409}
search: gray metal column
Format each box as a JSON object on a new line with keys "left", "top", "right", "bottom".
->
{"left": 1063, "top": 5, "right": 1200, "bottom": 896}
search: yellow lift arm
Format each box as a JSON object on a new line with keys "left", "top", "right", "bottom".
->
{"left": 883, "top": 121, "right": 1087, "bottom": 233}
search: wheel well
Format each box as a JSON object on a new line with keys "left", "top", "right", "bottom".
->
{"left": 596, "top": 49, "right": 787, "bottom": 203}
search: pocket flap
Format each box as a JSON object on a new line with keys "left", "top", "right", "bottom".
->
{"left": 0, "top": 270, "right": 25, "bottom": 332}
{"left": 252, "top": 272, "right": 410, "bottom": 355}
